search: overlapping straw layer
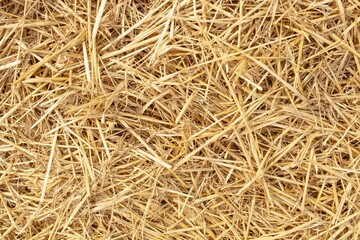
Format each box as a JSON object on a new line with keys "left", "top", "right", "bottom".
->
{"left": 0, "top": 0, "right": 360, "bottom": 239}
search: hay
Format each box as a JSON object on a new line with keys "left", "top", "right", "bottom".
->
{"left": 0, "top": 0, "right": 359, "bottom": 239}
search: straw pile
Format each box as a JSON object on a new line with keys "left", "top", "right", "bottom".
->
{"left": 0, "top": 0, "right": 359, "bottom": 239}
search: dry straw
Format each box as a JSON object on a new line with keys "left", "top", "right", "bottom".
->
{"left": 0, "top": 0, "right": 360, "bottom": 239}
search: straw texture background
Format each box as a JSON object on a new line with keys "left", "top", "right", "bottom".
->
{"left": 0, "top": 0, "right": 360, "bottom": 239}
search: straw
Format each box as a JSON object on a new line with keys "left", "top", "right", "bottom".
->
{"left": 0, "top": 0, "right": 359, "bottom": 239}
